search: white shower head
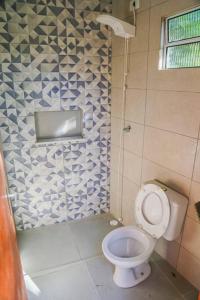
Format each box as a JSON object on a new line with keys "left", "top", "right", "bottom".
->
{"left": 96, "top": 14, "right": 135, "bottom": 38}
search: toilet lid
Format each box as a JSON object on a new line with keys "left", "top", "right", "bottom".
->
{"left": 135, "top": 183, "right": 170, "bottom": 239}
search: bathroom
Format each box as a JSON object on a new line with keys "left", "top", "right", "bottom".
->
{"left": 0, "top": 0, "right": 200, "bottom": 299}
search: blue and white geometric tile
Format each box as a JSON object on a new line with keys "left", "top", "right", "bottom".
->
{"left": 0, "top": 0, "right": 111, "bottom": 230}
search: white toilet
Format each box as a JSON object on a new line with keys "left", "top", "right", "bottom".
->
{"left": 102, "top": 181, "right": 188, "bottom": 288}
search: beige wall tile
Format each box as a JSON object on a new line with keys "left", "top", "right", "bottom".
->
{"left": 110, "top": 170, "right": 122, "bottom": 219}
{"left": 111, "top": 0, "right": 200, "bottom": 286}
{"left": 111, "top": 88, "right": 123, "bottom": 119}
{"left": 112, "top": 56, "right": 124, "bottom": 88}
{"left": 127, "top": 52, "right": 148, "bottom": 89}
{"left": 146, "top": 90, "right": 200, "bottom": 138}
{"left": 111, "top": 144, "right": 123, "bottom": 174}
{"left": 142, "top": 159, "right": 191, "bottom": 197}
{"left": 149, "top": 1, "right": 171, "bottom": 51}
{"left": 148, "top": 50, "right": 200, "bottom": 92}
{"left": 111, "top": 117, "right": 123, "bottom": 147}
{"left": 136, "top": 0, "right": 151, "bottom": 13}
{"left": 188, "top": 181, "right": 200, "bottom": 223}
{"left": 123, "top": 150, "right": 142, "bottom": 184}
{"left": 182, "top": 217, "right": 200, "bottom": 261}
{"left": 177, "top": 247, "right": 200, "bottom": 290}
{"left": 122, "top": 177, "right": 139, "bottom": 226}
{"left": 124, "top": 121, "right": 144, "bottom": 156}
{"left": 113, "top": 0, "right": 150, "bottom": 19}
{"left": 128, "top": 10, "right": 150, "bottom": 53}
{"left": 112, "top": 35, "right": 125, "bottom": 57}
{"left": 193, "top": 141, "right": 200, "bottom": 183}
{"left": 150, "top": 0, "right": 167, "bottom": 6}
{"left": 155, "top": 238, "right": 180, "bottom": 268}
{"left": 125, "top": 89, "right": 146, "bottom": 124}
{"left": 144, "top": 127, "right": 197, "bottom": 178}
{"left": 112, "top": 0, "right": 130, "bottom": 19}
{"left": 149, "top": 0, "right": 200, "bottom": 51}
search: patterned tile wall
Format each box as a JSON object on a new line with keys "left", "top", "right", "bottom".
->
{"left": 0, "top": 0, "right": 112, "bottom": 230}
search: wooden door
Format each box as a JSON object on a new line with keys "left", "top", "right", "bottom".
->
{"left": 0, "top": 148, "right": 27, "bottom": 300}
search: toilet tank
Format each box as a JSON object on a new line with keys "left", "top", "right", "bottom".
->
{"left": 153, "top": 181, "right": 188, "bottom": 241}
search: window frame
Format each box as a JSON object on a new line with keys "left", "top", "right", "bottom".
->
{"left": 160, "top": 6, "right": 200, "bottom": 70}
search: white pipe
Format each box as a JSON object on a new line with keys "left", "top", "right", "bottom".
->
{"left": 116, "top": 37, "right": 130, "bottom": 222}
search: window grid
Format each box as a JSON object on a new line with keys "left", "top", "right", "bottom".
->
{"left": 161, "top": 6, "right": 200, "bottom": 69}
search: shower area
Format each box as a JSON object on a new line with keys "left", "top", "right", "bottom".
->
{"left": 0, "top": 0, "right": 113, "bottom": 230}
{"left": 0, "top": 0, "right": 136, "bottom": 230}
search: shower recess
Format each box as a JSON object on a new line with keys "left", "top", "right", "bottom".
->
{"left": 96, "top": 12, "right": 136, "bottom": 224}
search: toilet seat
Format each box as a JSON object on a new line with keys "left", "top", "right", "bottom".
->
{"left": 135, "top": 183, "right": 170, "bottom": 239}
{"left": 102, "top": 226, "right": 156, "bottom": 268}
{"left": 102, "top": 181, "right": 187, "bottom": 288}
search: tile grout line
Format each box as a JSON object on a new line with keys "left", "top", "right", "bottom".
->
{"left": 23, "top": 217, "right": 107, "bottom": 280}
{"left": 140, "top": 3, "right": 152, "bottom": 188}
{"left": 67, "top": 218, "right": 113, "bottom": 299}
{"left": 26, "top": 258, "right": 82, "bottom": 279}
{"left": 180, "top": 245, "right": 200, "bottom": 263}
{"left": 140, "top": 124, "right": 199, "bottom": 140}
{"left": 153, "top": 261, "right": 192, "bottom": 299}
{"left": 175, "top": 122, "right": 200, "bottom": 272}
{"left": 112, "top": 86, "right": 200, "bottom": 94}
{"left": 112, "top": 114, "right": 199, "bottom": 141}
{"left": 84, "top": 257, "right": 103, "bottom": 300}
{"left": 21, "top": 215, "right": 197, "bottom": 298}
{"left": 111, "top": 137, "right": 198, "bottom": 179}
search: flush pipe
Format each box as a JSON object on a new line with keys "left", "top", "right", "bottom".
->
{"left": 116, "top": 36, "right": 130, "bottom": 224}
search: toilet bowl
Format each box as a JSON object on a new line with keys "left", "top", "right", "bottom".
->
{"left": 102, "top": 226, "right": 155, "bottom": 287}
{"left": 102, "top": 181, "right": 188, "bottom": 288}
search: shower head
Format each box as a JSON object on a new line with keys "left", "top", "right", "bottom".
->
{"left": 96, "top": 14, "right": 135, "bottom": 38}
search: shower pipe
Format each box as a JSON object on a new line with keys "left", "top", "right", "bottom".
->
{"left": 96, "top": 10, "right": 136, "bottom": 225}
{"left": 112, "top": 10, "right": 136, "bottom": 225}
{"left": 116, "top": 37, "right": 130, "bottom": 223}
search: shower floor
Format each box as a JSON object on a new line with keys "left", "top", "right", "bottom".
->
{"left": 17, "top": 213, "right": 197, "bottom": 300}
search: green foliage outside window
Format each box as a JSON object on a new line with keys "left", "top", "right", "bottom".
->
{"left": 168, "top": 9, "right": 200, "bottom": 42}
{"left": 164, "top": 8, "right": 200, "bottom": 68}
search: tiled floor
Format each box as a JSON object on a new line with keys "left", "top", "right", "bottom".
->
{"left": 17, "top": 213, "right": 198, "bottom": 300}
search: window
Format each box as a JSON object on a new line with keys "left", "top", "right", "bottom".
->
{"left": 160, "top": 7, "right": 200, "bottom": 69}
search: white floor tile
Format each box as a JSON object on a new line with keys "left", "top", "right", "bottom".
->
{"left": 18, "top": 214, "right": 197, "bottom": 300}
{"left": 27, "top": 261, "right": 100, "bottom": 300}
{"left": 18, "top": 222, "right": 80, "bottom": 275}
{"left": 86, "top": 256, "right": 183, "bottom": 300}
{"left": 69, "top": 214, "right": 120, "bottom": 259}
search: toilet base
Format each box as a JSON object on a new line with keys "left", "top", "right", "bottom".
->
{"left": 113, "top": 262, "right": 151, "bottom": 288}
